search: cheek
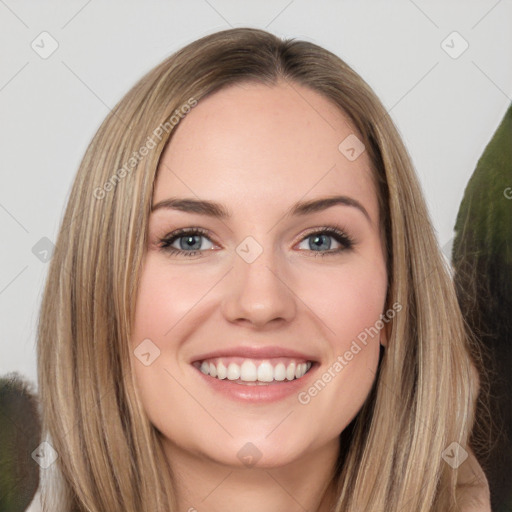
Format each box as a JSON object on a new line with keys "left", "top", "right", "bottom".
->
{"left": 297, "top": 259, "right": 387, "bottom": 350}
{"left": 293, "top": 259, "right": 387, "bottom": 430}
{"left": 130, "top": 256, "right": 201, "bottom": 437}
{"left": 131, "top": 253, "right": 215, "bottom": 345}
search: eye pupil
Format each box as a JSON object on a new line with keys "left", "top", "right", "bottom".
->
{"left": 310, "top": 234, "right": 331, "bottom": 251}
{"left": 181, "top": 235, "right": 201, "bottom": 250}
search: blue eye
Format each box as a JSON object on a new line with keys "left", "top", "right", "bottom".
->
{"left": 297, "top": 228, "right": 354, "bottom": 255}
{"left": 158, "top": 227, "right": 213, "bottom": 257}
{"left": 158, "top": 226, "right": 354, "bottom": 258}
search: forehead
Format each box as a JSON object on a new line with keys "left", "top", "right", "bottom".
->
{"left": 154, "top": 81, "right": 378, "bottom": 225}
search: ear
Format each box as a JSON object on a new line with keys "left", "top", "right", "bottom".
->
{"left": 379, "top": 323, "right": 389, "bottom": 348}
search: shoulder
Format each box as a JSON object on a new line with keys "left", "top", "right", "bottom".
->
{"left": 25, "top": 488, "right": 41, "bottom": 512}
{"left": 456, "top": 447, "right": 491, "bottom": 512}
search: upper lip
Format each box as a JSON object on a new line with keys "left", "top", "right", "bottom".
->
{"left": 191, "top": 345, "right": 318, "bottom": 363}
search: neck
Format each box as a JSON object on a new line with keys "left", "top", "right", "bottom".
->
{"left": 161, "top": 436, "right": 340, "bottom": 512}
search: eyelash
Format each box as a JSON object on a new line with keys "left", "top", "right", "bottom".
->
{"left": 157, "top": 226, "right": 355, "bottom": 258}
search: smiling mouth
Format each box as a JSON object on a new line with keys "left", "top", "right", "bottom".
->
{"left": 192, "top": 357, "right": 314, "bottom": 385}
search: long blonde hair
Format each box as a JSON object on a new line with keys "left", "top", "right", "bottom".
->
{"left": 37, "top": 27, "right": 479, "bottom": 511}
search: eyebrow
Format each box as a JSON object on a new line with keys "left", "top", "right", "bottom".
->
{"left": 151, "top": 195, "right": 372, "bottom": 225}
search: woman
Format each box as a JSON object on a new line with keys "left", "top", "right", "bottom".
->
{"left": 36, "top": 27, "right": 490, "bottom": 511}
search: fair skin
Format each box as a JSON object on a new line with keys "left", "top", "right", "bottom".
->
{"left": 131, "top": 80, "right": 388, "bottom": 512}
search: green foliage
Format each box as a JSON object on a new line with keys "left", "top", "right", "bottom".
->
{"left": 0, "top": 373, "right": 41, "bottom": 512}
{"left": 454, "top": 104, "right": 512, "bottom": 263}
{"left": 453, "top": 104, "right": 512, "bottom": 512}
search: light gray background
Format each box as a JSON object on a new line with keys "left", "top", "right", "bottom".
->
{"left": 1, "top": 0, "right": 511, "bottom": 388}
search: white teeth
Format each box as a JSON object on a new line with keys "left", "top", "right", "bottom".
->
{"left": 217, "top": 361, "right": 227, "bottom": 379}
{"left": 274, "top": 363, "right": 286, "bottom": 381}
{"left": 257, "top": 362, "right": 274, "bottom": 382}
{"left": 197, "top": 359, "right": 313, "bottom": 383}
{"left": 240, "top": 360, "right": 257, "bottom": 381}
{"left": 227, "top": 363, "right": 241, "bottom": 380}
{"left": 286, "top": 362, "right": 296, "bottom": 381}
{"left": 295, "top": 363, "right": 305, "bottom": 379}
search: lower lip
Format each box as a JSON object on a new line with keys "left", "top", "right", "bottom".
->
{"left": 192, "top": 364, "right": 317, "bottom": 403}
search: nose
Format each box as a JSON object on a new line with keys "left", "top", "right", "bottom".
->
{"left": 221, "top": 242, "right": 297, "bottom": 329}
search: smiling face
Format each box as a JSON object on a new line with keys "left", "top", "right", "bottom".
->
{"left": 130, "top": 80, "right": 388, "bottom": 471}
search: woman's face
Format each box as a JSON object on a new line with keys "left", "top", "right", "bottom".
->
{"left": 131, "top": 81, "right": 388, "bottom": 469}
